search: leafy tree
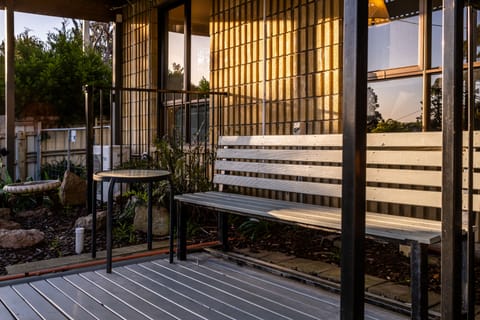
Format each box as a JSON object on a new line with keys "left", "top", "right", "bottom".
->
{"left": 0, "top": 21, "right": 111, "bottom": 125}
{"left": 167, "top": 62, "right": 184, "bottom": 90}
{"left": 430, "top": 77, "right": 442, "bottom": 131}
{"left": 366, "top": 86, "right": 383, "bottom": 132}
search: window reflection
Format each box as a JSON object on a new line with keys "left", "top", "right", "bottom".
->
{"left": 367, "top": 77, "right": 422, "bottom": 132}
{"left": 368, "top": 0, "right": 420, "bottom": 71}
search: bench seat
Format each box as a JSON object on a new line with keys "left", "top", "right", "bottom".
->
{"left": 176, "top": 191, "right": 441, "bottom": 245}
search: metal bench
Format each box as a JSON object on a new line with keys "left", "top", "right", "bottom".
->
{"left": 175, "top": 133, "right": 476, "bottom": 319}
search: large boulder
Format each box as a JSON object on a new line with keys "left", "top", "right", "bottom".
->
{"left": 0, "top": 229, "right": 44, "bottom": 248}
{"left": 74, "top": 211, "right": 107, "bottom": 231}
{"left": 133, "top": 205, "right": 169, "bottom": 237}
{"left": 59, "top": 171, "right": 87, "bottom": 206}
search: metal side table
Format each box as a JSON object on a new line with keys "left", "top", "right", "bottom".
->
{"left": 92, "top": 169, "right": 173, "bottom": 273}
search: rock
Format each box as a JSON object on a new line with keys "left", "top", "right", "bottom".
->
{"left": 0, "top": 229, "right": 44, "bottom": 248}
{"left": 0, "top": 219, "right": 20, "bottom": 230}
{"left": 16, "top": 207, "right": 51, "bottom": 218}
{"left": 74, "top": 211, "right": 107, "bottom": 231}
{"left": 59, "top": 171, "right": 87, "bottom": 206}
{"left": 0, "top": 208, "right": 11, "bottom": 220}
{"left": 133, "top": 205, "right": 169, "bottom": 236}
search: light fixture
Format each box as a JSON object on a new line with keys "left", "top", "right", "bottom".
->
{"left": 368, "top": 0, "right": 390, "bottom": 26}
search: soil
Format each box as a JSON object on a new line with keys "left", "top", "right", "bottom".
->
{"left": 1, "top": 208, "right": 480, "bottom": 306}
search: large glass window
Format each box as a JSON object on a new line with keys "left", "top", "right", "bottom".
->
{"left": 368, "top": 0, "right": 420, "bottom": 71}
{"left": 163, "top": 1, "right": 210, "bottom": 142}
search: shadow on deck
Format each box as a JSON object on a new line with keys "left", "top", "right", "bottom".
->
{"left": 0, "top": 252, "right": 408, "bottom": 320}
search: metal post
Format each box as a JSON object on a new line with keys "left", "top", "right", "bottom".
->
{"left": 466, "top": 5, "right": 476, "bottom": 318}
{"left": 442, "top": 0, "right": 464, "bottom": 319}
{"left": 184, "top": 0, "right": 192, "bottom": 143}
{"left": 85, "top": 86, "right": 95, "bottom": 252}
{"left": 5, "top": 0, "right": 15, "bottom": 180}
{"left": 113, "top": 14, "right": 123, "bottom": 146}
{"left": 341, "top": 1, "right": 368, "bottom": 319}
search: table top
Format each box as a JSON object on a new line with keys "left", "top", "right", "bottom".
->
{"left": 93, "top": 169, "right": 170, "bottom": 182}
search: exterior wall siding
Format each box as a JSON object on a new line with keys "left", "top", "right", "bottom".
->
{"left": 122, "top": 2, "right": 158, "bottom": 155}
{"left": 211, "top": 0, "right": 342, "bottom": 136}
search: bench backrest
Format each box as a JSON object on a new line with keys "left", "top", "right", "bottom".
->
{"left": 213, "top": 132, "right": 480, "bottom": 217}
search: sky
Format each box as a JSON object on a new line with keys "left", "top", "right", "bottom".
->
{"left": 0, "top": 11, "right": 66, "bottom": 42}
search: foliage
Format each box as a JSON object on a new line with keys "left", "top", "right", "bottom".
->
{"left": 112, "top": 221, "right": 137, "bottom": 245}
{"left": 366, "top": 87, "right": 383, "bottom": 132}
{"left": 370, "top": 119, "right": 421, "bottom": 133}
{"left": 0, "top": 20, "right": 112, "bottom": 125}
{"left": 154, "top": 136, "right": 213, "bottom": 207}
{"left": 238, "top": 218, "right": 271, "bottom": 242}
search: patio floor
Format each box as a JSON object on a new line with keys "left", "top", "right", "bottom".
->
{"left": 0, "top": 252, "right": 407, "bottom": 320}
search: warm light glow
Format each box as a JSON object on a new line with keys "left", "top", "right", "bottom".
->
{"left": 368, "top": 0, "right": 390, "bottom": 26}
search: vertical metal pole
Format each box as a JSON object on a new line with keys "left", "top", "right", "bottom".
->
{"left": 185, "top": 0, "right": 192, "bottom": 143}
{"left": 67, "top": 129, "right": 71, "bottom": 172}
{"left": 466, "top": 5, "right": 476, "bottom": 319}
{"left": 85, "top": 86, "right": 95, "bottom": 250}
{"left": 113, "top": 15, "right": 123, "bottom": 146}
{"left": 5, "top": 0, "right": 15, "bottom": 180}
{"left": 442, "top": 0, "right": 464, "bottom": 319}
{"left": 341, "top": 0, "right": 368, "bottom": 319}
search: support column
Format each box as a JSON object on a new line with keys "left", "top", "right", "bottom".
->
{"left": 112, "top": 14, "right": 123, "bottom": 146}
{"left": 341, "top": 1, "right": 368, "bottom": 319}
{"left": 5, "top": 0, "right": 15, "bottom": 180}
{"left": 442, "top": 0, "right": 464, "bottom": 319}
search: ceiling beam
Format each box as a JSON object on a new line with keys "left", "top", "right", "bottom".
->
{"left": 0, "top": 0, "right": 124, "bottom": 22}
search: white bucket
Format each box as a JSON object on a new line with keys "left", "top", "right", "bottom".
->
{"left": 75, "top": 227, "right": 85, "bottom": 254}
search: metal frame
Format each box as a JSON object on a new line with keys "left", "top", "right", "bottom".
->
{"left": 442, "top": 0, "right": 465, "bottom": 319}
{"left": 341, "top": 0, "right": 368, "bottom": 319}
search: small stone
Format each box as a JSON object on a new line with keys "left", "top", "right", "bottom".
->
{"left": 16, "top": 207, "right": 51, "bottom": 218}
{"left": 0, "top": 207, "right": 11, "bottom": 220}
{"left": 74, "top": 211, "right": 107, "bottom": 231}
{"left": 0, "top": 219, "right": 21, "bottom": 230}
{"left": 0, "top": 229, "right": 44, "bottom": 248}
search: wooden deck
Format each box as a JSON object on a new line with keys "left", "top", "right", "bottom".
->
{"left": 0, "top": 252, "right": 407, "bottom": 319}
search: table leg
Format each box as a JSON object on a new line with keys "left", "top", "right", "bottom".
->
{"left": 91, "top": 180, "right": 97, "bottom": 258}
{"left": 147, "top": 181, "right": 153, "bottom": 251}
{"left": 169, "top": 181, "right": 174, "bottom": 263}
{"left": 106, "top": 178, "right": 116, "bottom": 273}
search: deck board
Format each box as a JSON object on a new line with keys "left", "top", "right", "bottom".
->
{"left": 0, "top": 253, "right": 408, "bottom": 320}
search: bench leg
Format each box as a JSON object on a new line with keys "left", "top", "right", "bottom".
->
{"left": 176, "top": 201, "right": 187, "bottom": 260}
{"left": 410, "top": 242, "right": 428, "bottom": 320}
{"left": 218, "top": 212, "right": 229, "bottom": 251}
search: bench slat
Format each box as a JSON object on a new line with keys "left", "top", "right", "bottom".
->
{"left": 217, "top": 149, "right": 343, "bottom": 163}
{"left": 219, "top": 134, "right": 343, "bottom": 147}
{"left": 214, "top": 174, "right": 342, "bottom": 197}
{"left": 215, "top": 160, "right": 342, "bottom": 180}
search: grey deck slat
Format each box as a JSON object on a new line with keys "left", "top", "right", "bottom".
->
{"left": 79, "top": 271, "right": 179, "bottom": 320}
{"left": 11, "top": 283, "right": 67, "bottom": 320}
{"left": 143, "top": 261, "right": 324, "bottom": 320}
{"left": 63, "top": 274, "right": 152, "bottom": 320}
{"left": 0, "top": 285, "right": 42, "bottom": 320}
{"left": 92, "top": 269, "right": 222, "bottom": 320}
{"left": 46, "top": 277, "right": 123, "bottom": 320}
{"left": 114, "top": 266, "right": 255, "bottom": 320}
{"left": 0, "top": 294, "right": 16, "bottom": 320}
{"left": 183, "top": 255, "right": 406, "bottom": 320}
{"left": 170, "top": 257, "right": 339, "bottom": 317}
{"left": 124, "top": 263, "right": 266, "bottom": 320}
{"left": 30, "top": 280, "right": 98, "bottom": 320}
